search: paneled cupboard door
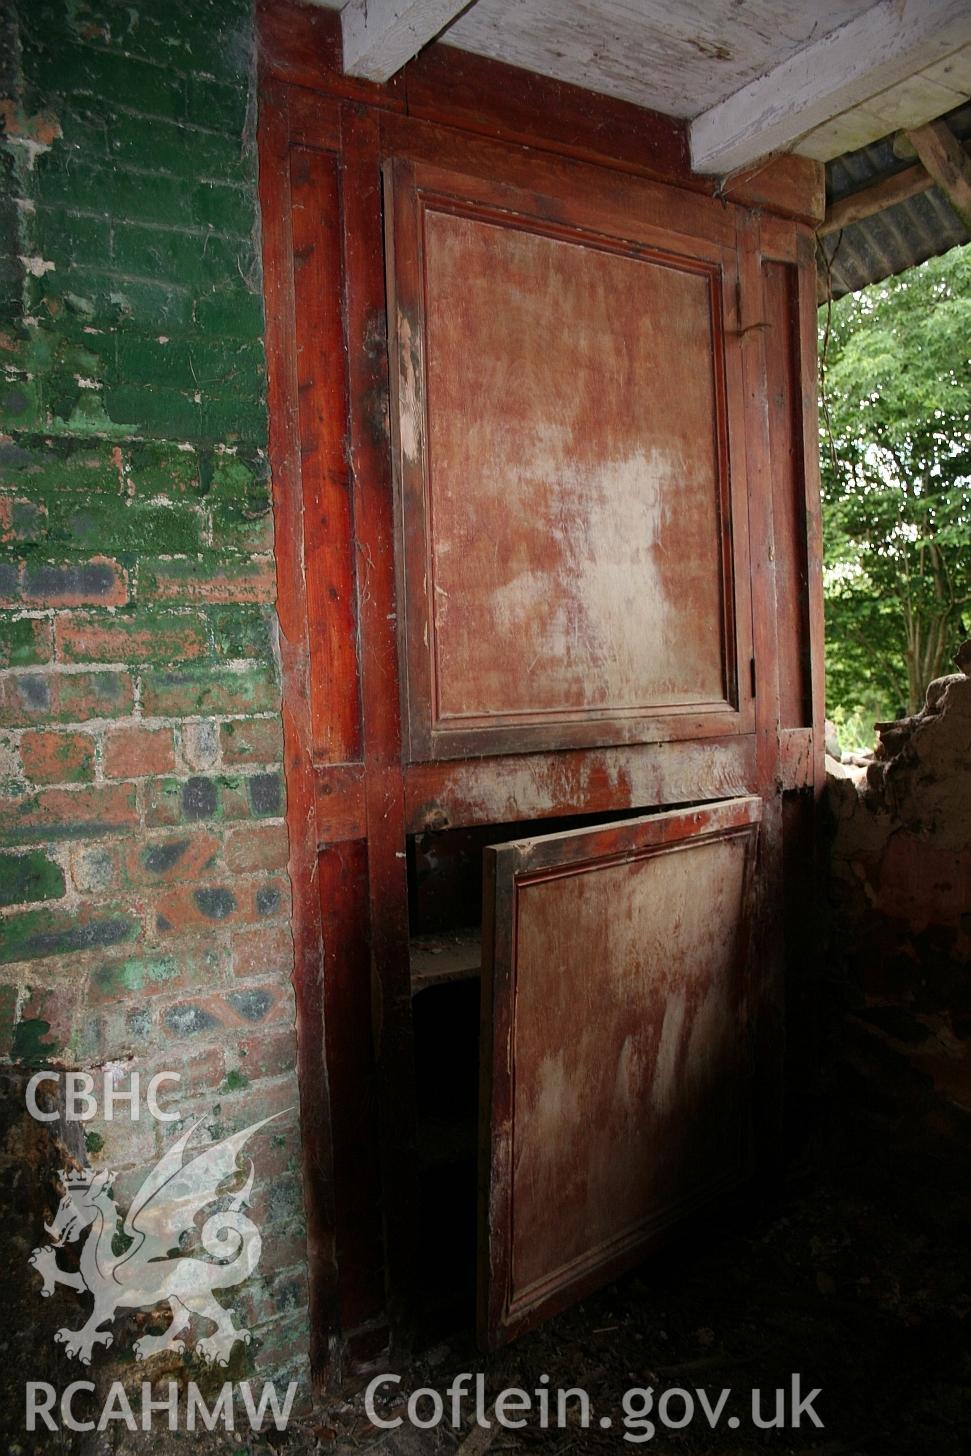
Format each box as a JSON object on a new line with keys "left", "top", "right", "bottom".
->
{"left": 478, "top": 797, "right": 762, "bottom": 1348}
{"left": 385, "top": 157, "right": 755, "bottom": 762}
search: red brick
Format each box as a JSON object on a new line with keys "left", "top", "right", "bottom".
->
{"left": 212, "top": 1077, "right": 298, "bottom": 1128}
{"left": 87, "top": 943, "right": 227, "bottom": 1004}
{"left": 70, "top": 842, "right": 122, "bottom": 894}
{"left": 155, "top": 988, "right": 292, "bottom": 1044}
{"left": 143, "top": 777, "right": 183, "bottom": 827}
{"left": 142, "top": 555, "right": 275, "bottom": 604}
{"left": 253, "top": 1231, "right": 312, "bottom": 1283}
{"left": 224, "top": 823, "right": 290, "bottom": 874}
{"left": 239, "top": 1266, "right": 309, "bottom": 1329}
{"left": 230, "top": 1028, "right": 298, "bottom": 1084}
{"left": 220, "top": 716, "right": 283, "bottom": 765}
{"left": 219, "top": 776, "right": 253, "bottom": 819}
{"left": 0, "top": 783, "right": 138, "bottom": 842}
{"left": 125, "top": 829, "right": 220, "bottom": 886}
{"left": 232, "top": 925, "right": 293, "bottom": 980}
{"left": 0, "top": 671, "right": 132, "bottom": 726}
{"left": 56, "top": 670, "right": 134, "bottom": 721}
{"left": 181, "top": 1043, "right": 227, "bottom": 1092}
{"left": 140, "top": 665, "right": 278, "bottom": 718}
{"left": 154, "top": 875, "right": 290, "bottom": 936}
{"left": 0, "top": 673, "right": 55, "bottom": 725}
{"left": 14, "top": 983, "right": 81, "bottom": 1061}
{"left": 130, "top": 1042, "right": 229, "bottom": 1093}
{"left": 55, "top": 612, "right": 209, "bottom": 664}
{"left": 21, "top": 556, "right": 128, "bottom": 608}
{"left": 248, "top": 1171, "right": 303, "bottom": 1230}
{"left": 104, "top": 725, "right": 175, "bottom": 778}
{"left": 20, "top": 729, "right": 95, "bottom": 784}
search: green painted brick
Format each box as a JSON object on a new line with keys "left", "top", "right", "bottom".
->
{"left": 27, "top": 98, "right": 111, "bottom": 164}
{"left": 113, "top": 335, "right": 264, "bottom": 393}
{"left": 34, "top": 207, "right": 112, "bottom": 270}
{"left": 127, "top": 440, "right": 202, "bottom": 497}
{"left": 0, "top": 902, "right": 139, "bottom": 966}
{"left": 185, "top": 77, "right": 249, "bottom": 136}
{"left": 193, "top": 287, "right": 264, "bottom": 340}
{"left": 209, "top": 452, "right": 266, "bottom": 501}
{"left": 35, "top": 46, "right": 187, "bottom": 122}
{"left": 210, "top": 498, "right": 273, "bottom": 553}
{"left": 24, "top": 0, "right": 253, "bottom": 86}
{"left": 140, "top": 663, "right": 279, "bottom": 717}
{"left": 0, "top": 850, "right": 66, "bottom": 907}
{"left": 0, "top": 983, "right": 16, "bottom": 1057}
{"left": 0, "top": 377, "right": 44, "bottom": 432}
{"left": 0, "top": 436, "right": 122, "bottom": 494}
{"left": 31, "top": 268, "right": 197, "bottom": 334}
{"left": 203, "top": 390, "right": 267, "bottom": 446}
{"left": 38, "top": 159, "right": 194, "bottom": 234}
{"left": 0, "top": 617, "right": 52, "bottom": 669}
{"left": 10, "top": 1014, "right": 62, "bottom": 1066}
{"left": 39, "top": 496, "right": 203, "bottom": 553}
{"left": 208, "top": 606, "right": 274, "bottom": 660}
{"left": 91, "top": 953, "right": 180, "bottom": 998}
{"left": 108, "top": 115, "right": 247, "bottom": 183}
{"left": 147, "top": 0, "right": 255, "bottom": 82}
{"left": 189, "top": 182, "right": 253, "bottom": 237}
{"left": 112, "top": 221, "right": 255, "bottom": 289}
{"left": 101, "top": 382, "right": 202, "bottom": 438}
{"left": 9, "top": 498, "right": 49, "bottom": 544}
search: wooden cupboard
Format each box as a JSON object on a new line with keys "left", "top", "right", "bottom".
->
{"left": 258, "top": 0, "right": 825, "bottom": 1378}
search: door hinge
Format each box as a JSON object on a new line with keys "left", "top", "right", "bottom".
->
{"left": 750, "top": 657, "right": 757, "bottom": 697}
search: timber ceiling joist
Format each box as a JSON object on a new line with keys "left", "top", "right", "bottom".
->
{"left": 318, "top": 1, "right": 971, "bottom": 173}
{"left": 307, "top": 1, "right": 971, "bottom": 292}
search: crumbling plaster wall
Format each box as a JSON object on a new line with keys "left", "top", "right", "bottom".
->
{"left": 828, "top": 644, "right": 971, "bottom": 1033}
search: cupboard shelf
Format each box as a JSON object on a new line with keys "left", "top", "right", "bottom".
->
{"left": 409, "top": 929, "right": 482, "bottom": 994}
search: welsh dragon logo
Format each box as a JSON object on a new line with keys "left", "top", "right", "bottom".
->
{"left": 29, "top": 1113, "right": 283, "bottom": 1366}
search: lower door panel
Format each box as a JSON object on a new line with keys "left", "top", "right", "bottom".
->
{"left": 478, "top": 796, "right": 762, "bottom": 1348}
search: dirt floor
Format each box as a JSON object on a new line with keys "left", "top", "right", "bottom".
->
{"left": 7, "top": 993, "right": 970, "bottom": 1456}
{"left": 252, "top": 995, "right": 959, "bottom": 1456}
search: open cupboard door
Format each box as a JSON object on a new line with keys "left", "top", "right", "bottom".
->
{"left": 477, "top": 797, "right": 762, "bottom": 1349}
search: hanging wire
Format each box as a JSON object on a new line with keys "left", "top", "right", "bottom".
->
{"left": 816, "top": 228, "right": 846, "bottom": 485}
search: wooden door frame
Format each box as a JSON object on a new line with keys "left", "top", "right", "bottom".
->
{"left": 256, "top": 0, "right": 825, "bottom": 1388}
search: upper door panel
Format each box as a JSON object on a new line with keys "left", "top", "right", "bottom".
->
{"left": 384, "top": 156, "right": 754, "bottom": 761}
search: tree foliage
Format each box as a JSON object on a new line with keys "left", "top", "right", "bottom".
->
{"left": 819, "top": 242, "right": 971, "bottom": 736}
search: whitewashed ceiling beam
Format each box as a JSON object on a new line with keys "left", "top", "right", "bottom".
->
{"left": 690, "top": 0, "right": 971, "bottom": 175}
{"left": 340, "top": 0, "right": 474, "bottom": 82}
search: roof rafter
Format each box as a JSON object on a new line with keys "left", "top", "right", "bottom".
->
{"left": 907, "top": 118, "right": 971, "bottom": 229}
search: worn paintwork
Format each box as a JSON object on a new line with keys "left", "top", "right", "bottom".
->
{"left": 387, "top": 157, "right": 756, "bottom": 760}
{"left": 404, "top": 737, "right": 758, "bottom": 833}
{"left": 259, "top": 0, "right": 826, "bottom": 1373}
{"left": 479, "top": 797, "right": 761, "bottom": 1347}
{"left": 424, "top": 208, "right": 724, "bottom": 710}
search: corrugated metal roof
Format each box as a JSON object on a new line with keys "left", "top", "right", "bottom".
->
{"left": 819, "top": 102, "right": 971, "bottom": 300}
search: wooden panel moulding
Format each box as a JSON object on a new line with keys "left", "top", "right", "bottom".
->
{"left": 386, "top": 156, "right": 755, "bottom": 760}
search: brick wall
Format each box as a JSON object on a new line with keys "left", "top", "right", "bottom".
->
{"left": 0, "top": 0, "right": 309, "bottom": 1409}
